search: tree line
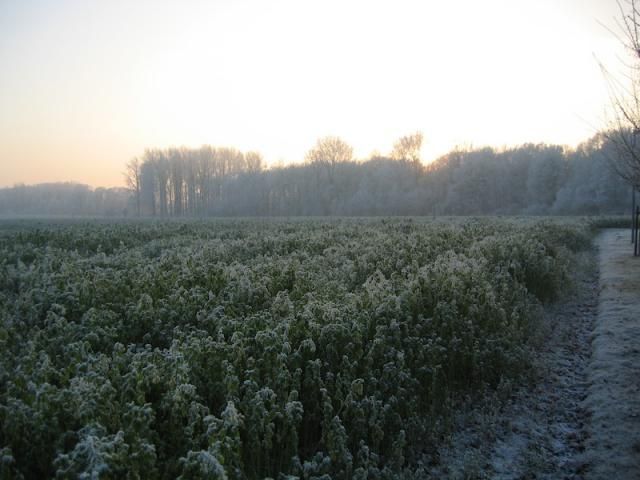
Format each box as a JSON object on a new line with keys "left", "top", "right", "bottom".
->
{"left": 0, "top": 132, "right": 629, "bottom": 217}
{"left": 122, "top": 131, "right": 628, "bottom": 216}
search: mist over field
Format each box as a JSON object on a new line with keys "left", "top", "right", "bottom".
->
{"left": 0, "top": 135, "right": 629, "bottom": 217}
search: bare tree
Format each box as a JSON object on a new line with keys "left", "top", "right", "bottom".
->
{"left": 143, "top": 149, "right": 170, "bottom": 217}
{"left": 245, "top": 151, "right": 263, "bottom": 173}
{"left": 601, "top": 0, "right": 640, "bottom": 185}
{"left": 168, "top": 147, "right": 184, "bottom": 216}
{"left": 391, "top": 131, "right": 423, "bottom": 163}
{"left": 140, "top": 157, "right": 157, "bottom": 216}
{"left": 184, "top": 152, "right": 197, "bottom": 215}
{"left": 305, "top": 136, "right": 353, "bottom": 183}
{"left": 124, "top": 157, "right": 142, "bottom": 216}
{"left": 192, "top": 146, "right": 210, "bottom": 214}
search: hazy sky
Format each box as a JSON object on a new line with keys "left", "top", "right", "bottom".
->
{"left": 0, "top": 0, "right": 627, "bottom": 187}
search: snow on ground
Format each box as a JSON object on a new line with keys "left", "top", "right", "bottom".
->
{"left": 584, "top": 229, "right": 640, "bottom": 479}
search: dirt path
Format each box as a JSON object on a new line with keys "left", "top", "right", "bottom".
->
{"left": 432, "top": 229, "right": 640, "bottom": 479}
{"left": 432, "top": 248, "right": 598, "bottom": 479}
{"left": 485, "top": 252, "right": 597, "bottom": 480}
{"left": 480, "top": 247, "right": 598, "bottom": 480}
{"left": 584, "top": 229, "right": 640, "bottom": 479}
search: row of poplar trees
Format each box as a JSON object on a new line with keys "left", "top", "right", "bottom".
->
{"left": 124, "top": 134, "right": 423, "bottom": 217}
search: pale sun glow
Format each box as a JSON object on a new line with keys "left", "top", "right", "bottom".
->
{"left": 0, "top": 0, "right": 627, "bottom": 187}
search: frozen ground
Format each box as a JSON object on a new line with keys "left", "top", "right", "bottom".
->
{"left": 433, "top": 229, "right": 640, "bottom": 479}
{"left": 584, "top": 230, "right": 640, "bottom": 479}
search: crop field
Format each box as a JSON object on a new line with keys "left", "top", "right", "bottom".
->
{"left": 0, "top": 218, "right": 594, "bottom": 479}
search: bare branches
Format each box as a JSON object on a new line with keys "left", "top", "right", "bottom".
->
{"left": 603, "top": 0, "right": 640, "bottom": 186}
{"left": 124, "top": 157, "right": 141, "bottom": 216}
{"left": 305, "top": 136, "right": 354, "bottom": 167}
{"left": 304, "top": 136, "right": 353, "bottom": 184}
{"left": 391, "top": 132, "right": 423, "bottom": 163}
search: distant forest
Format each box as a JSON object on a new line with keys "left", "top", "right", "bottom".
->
{"left": 0, "top": 133, "right": 629, "bottom": 217}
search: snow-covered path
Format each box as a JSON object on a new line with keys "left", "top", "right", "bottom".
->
{"left": 585, "top": 230, "right": 640, "bottom": 479}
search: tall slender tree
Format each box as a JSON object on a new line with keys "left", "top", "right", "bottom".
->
{"left": 124, "top": 157, "right": 141, "bottom": 216}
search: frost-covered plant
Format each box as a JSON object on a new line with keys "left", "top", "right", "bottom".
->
{"left": 0, "top": 218, "right": 590, "bottom": 479}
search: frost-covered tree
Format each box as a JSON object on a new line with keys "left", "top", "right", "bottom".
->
{"left": 124, "top": 157, "right": 142, "bottom": 216}
{"left": 305, "top": 136, "right": 353, "bottom": 183}
{"left": 390, "top": 131, "right": 423, "bottom": 163}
